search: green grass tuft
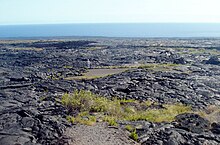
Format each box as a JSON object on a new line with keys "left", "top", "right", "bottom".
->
{"left": 62, "top": 90, "right": 192, "bottom": 125}
{"left": 66, "top": 116, "right": 75, "bottom": 124}
{"left": 125, "top": 125, "right": 134, "bottom": 132}
{"left": 129, "top": 129, "right": 138, "bottom": 141}
{"left": 104, "top": 116, "right": 118, "bottom": 126}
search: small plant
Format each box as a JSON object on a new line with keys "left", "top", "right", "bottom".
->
{"left": 120, "top": 99, "right": 137, "bottom": 103}
{"left": 66, "top": 112, "right": 97, "bottom": 126}
{"left": 104, "top": 116, "right": 118, "bottom": 126}
{"left": 144, "top": 100, "right": 152, "bottom": 107}
{"left": 75, "top": 115, "right": 97, "bottom": 126}
{"left": 66, "top": 116, "right": 75, "bottom": 124}
{"left": 63, "top": 65, "right": 72, "bottom": 69}
{"left": 125, "top": 125, "right": 134, "bottom": 132}
{"left": 129, "top": 129, "right": 138, "bottom": 141}
{"left": 124, "top": 106, "right": 136, "bottom": 114}
{"left": 86, "top": 46, "right": 103, "bottom": 51}
{"left": 39, "top": 96, "right": 47, "bottom": 101}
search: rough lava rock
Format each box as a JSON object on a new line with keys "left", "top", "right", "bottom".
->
{"left": 1, "top": 38, "right": 220, "bottom": 144}
{"left": 206, "top": 56, "right": 220, "bottom": 65}
{"left": 120, "top": 113, "right": 220, "bottom": 145}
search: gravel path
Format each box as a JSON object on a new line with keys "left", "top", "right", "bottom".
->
{"left": 64, "top": 123, "right": 139, "bottom": 145}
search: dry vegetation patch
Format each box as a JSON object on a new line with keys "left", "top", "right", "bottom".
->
{"left": 7, "top": 47, "right": 43, "bottom": 51}
{"left": 61, "top": 90, "right": 192, "bottom": 126}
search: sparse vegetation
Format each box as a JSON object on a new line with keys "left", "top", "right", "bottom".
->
{"left": 7, "top": 47, "right": 43, "bottom": 51}
{"left": 94, "top": 63, "right": 181, "bottom": 70}
{"left": 86, "top": 46, "right": 104, "bottom": 51}
{"left": 63, "top": 65, "right": 73, "bottom": 69}
{"left": 39, "top": 96, "right": 47, "bottom": 101}
{"left": 176, "top": 48, "right": 220, "bottom": 55}
{"left": 64, "top": 63, "right": 182, "bottom": 80}
{"left": 196, "top": 105, "right": 220, "bottom": 123}
{"left": 62, "top": 90, "right": 192, "bottom": 126}
{"left": 129, "top": 129, "right": 138, "bottom": 141}
{"left": 94, "top": 65, "right": 134, "bottom": 69}
{"left": 138, "top": 63, "right": 180, "bottom": 70}
{"left": 66, "top": 115, "right": 75, "bottom": 124}
{"left": 64, "top": 75, "right": 103, "bottom": 80}
{"left": 125, "top": 125, "right": 134, "bottom": 132}
{"left": 103, "top": 116, "right": 118, "bottom": 126}
{"left": 64, "top": 63, "right": 183, "bottom": 81}
{"left": 75, "top": 114, "right": 97, "bottom": 126}
{"left": 123, "top": 103, "right": 191, "bottom": 122}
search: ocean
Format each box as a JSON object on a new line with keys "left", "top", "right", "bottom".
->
{"left": 0, "top": 23, "right": 220, "bottom": 38}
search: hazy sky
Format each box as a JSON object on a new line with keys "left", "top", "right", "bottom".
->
{"left": 1, "top": 0, "right": 220, "bottom": 25}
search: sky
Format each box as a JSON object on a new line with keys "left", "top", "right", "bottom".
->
{"left": 0, "top": 0, "right": 220, "bottom": 25}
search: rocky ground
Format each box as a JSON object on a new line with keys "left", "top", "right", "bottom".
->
{"left": 0, "top": 38, "right": 220, "bottom": 145}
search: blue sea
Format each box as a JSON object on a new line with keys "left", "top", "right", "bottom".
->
{"left": 0, "top": 23, "right": 220, "bottom": 38}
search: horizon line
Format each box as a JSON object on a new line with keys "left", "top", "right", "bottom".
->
{"left": 1, "top": 22, "right": 220, "bottom": 26}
